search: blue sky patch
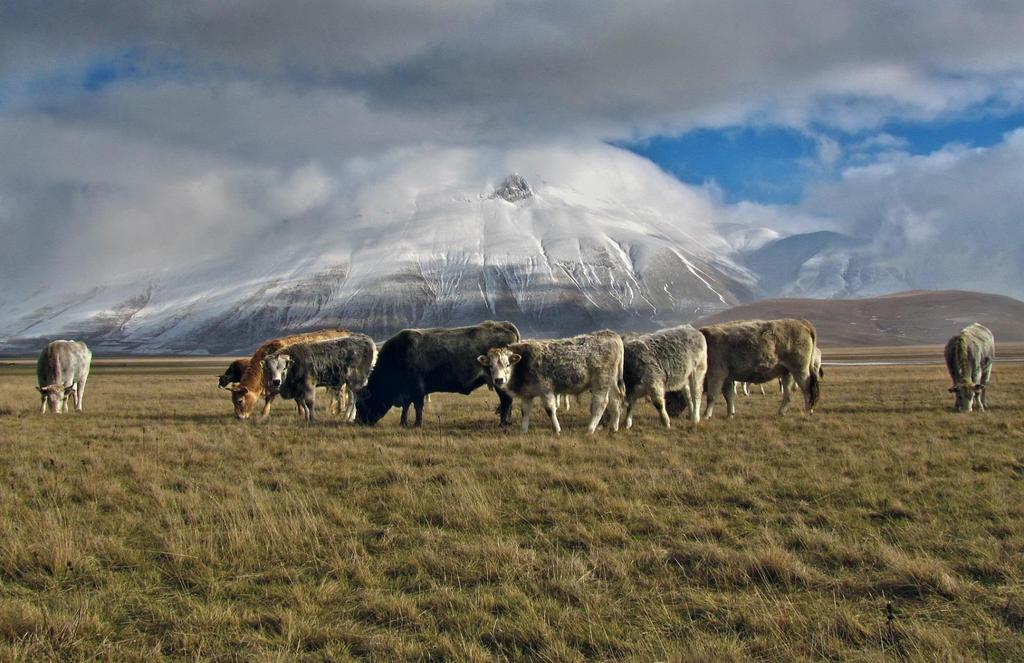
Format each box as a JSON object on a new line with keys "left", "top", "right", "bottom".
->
{"left": 623, "top": 107, "right": 1024, "bottom": 205}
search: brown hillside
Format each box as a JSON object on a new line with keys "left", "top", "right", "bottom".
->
{"left": 695, "top": 290, "right": 1024, "bottom": 346}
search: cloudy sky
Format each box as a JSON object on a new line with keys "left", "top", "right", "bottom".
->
{"left": 3, "top": 1, "right": 1024, "bottom": 296}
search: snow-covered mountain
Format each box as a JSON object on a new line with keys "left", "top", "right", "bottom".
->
{"left": 0, "top": 173, "right": 756, "bottom": 354}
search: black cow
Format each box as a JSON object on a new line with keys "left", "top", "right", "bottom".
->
{"left": 355, "top": 321, "right": 520, "bottom": 427}
{"left": 218, "top": 358, "right": 250, "bottom": 389}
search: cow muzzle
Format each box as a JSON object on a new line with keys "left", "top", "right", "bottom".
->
{"left": 271, "top": 379, "right": 281, "bottom": 387}
{"left": 493, "top": 377, "right": 506, "bottom": 386}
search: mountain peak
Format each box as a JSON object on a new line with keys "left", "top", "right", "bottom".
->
{"left": 493, "top": 173, "right": 533, "bottom": 202}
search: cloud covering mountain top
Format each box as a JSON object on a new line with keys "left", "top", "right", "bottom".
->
{"left": 2, "top": 1, "right": 1024, "bottom": 321}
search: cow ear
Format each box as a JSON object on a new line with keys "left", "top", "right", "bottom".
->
{"left": 477, "top": 355, "right": 489, "bottom": 366}
{"left": 231, "top": 384, "right": 248, "bottom": 395}
{"left": 509, "top": 353, "right": 521, "bottom": 364}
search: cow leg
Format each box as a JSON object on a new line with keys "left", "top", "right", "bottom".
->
{"left": 497, "top": 389, "right": 514, "bottom": 427}
{"left": 73, "top": 382, "right": 85, "bottom": 411}
{"left": 759, "top": 383, "right": 766, "bottom": 396}
{"left": 778, "top": 374, "right": 795, "bottom": 415}
{"left": 302, "top": 388, "right": 316, "bottom": 422}
{"left": 704, "top": 373, "right": 726, "bottom": 419}
{"left": 261, "top": 393, "right": 275, "bottom": 418}
{"left": 981, "top": 363, "right": 992, "bottom": 409}
{"left": 742, "top": 382, "right": 750, "bottom": 397}
{"left": 624, "top": 394, "right": 637, "bottom": 429}
{"left": 723, "top": 379, "right": 737, "bottom": 418}
{"left": 788, "top": 371, "right": 818, "bottom": 414}
{"left": 542, "top": 393, "right": 561, "bottom": 434}
{"left": 345, "top": 386, "right": 357, "bottom": 422}
{"left": 605, "top": 389, "right": 621, "bottom": 433}
{"left": 39, "top": 396, "right": 47, "bottom": 415}
{"left": 688, "top": 370, "right": 703, "bottom": 425}
{"left": 649, "top": 384, "right": 670, "bottom": 429}
{"left": 586, "top": 390, "right": 611, "bottom": 435}
{"left": 413, "top": 396, "right": 424, "bottom": 427}
{"left": 520, "top": 398, "right": 534, "bottom": 433}
{"left": 400, "top": 402, "right": 410, "bottom": 427}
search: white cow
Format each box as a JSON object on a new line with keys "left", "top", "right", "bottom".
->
{"left": 944, "top": 323, "right": 994, "bottom": 412}
{"left": 36, "top": 340, "right": 92, "bottom": 414}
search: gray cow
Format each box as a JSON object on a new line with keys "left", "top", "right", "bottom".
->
{"left": 479, "top": 330, "right": 625, "bottom": 434}
{"left": 621, "top": 325, "right": 706, "bottom": 429}
{"left": 945, "top": 322, "right": 995, "bottom": 412}
{"left": 701, "top": 318, "right": 821, "bottom": 418}
{"left": 264, "top": 334, "right": 377, "bottom": 421}
{"left": 36, "top": 340, "right": 92, "bottom": 414}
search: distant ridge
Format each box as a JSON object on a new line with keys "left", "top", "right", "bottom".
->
{"left": 695, "top": 290, "right": 1024, "bottom": 346}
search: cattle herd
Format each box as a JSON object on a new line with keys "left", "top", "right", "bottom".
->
{"left": 34, "top": 319, "right": 998, "bottom": 426}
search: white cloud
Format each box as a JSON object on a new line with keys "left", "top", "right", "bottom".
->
{"left": 788, "top": 129, "right": 1024, "bottom": 296}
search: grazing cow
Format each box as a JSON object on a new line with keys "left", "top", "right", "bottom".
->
{"left": 701, "top": 318, "right": 821, "bottom": 418}
{"left": 228, "top": 329, "right": 350, "bottom": 419}
{"left": 620, "top": 325, "right": 706, "bottom": 429}
{"left": 218, "top": 358, "right": 250, "bottom": 389}
{"left": 479, "top": 330, "right": 625, "bottom": 434}
{"left": 264, "top": 334, "right": 377, "bottom": 421}
{"left": 356, "top": 321, "right": 520, "bottom": 427}
{"left": 36, "top": 340, "right": 92, "bottom": 414}
{"left": 225, "top": 357, "right": 345, "bottom": 416}
{"left": 944, "top": 322, "right": 995, "bottom": 412}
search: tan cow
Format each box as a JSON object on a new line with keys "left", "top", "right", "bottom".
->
{"left": 701, "top": 318, "right": 821, "bottom": 418}
{"left": 228, "top": 328, "right": 350, "bottom": 419}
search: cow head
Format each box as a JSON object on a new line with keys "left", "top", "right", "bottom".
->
{"left": 263, "top": 354, "right": 291, "bottom": 390}
{"left": 229, "top": 384, "right": 255, "bottom": 419}
{"left": 36, "top": 384, "right": 72, "bottom": 413}
{"left": 477, "top": 348, "right": 520, "bottom": 389}
{"left": 948, "top": 381, "right": 983, "bottom": 412}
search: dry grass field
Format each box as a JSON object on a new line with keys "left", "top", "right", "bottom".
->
{"left": 1, "top": 359, "right": 1023, "bottom": 661}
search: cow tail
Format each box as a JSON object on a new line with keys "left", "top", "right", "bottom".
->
{"left": 807, "top": 369, "right": 821, "bottom": 409}
{"left": 616, "top": 352, "right": 626, "bottom": 399}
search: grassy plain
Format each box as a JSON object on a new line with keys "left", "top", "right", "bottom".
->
{"left": 0, "top": 359, "right": 1022, "bottom": 661}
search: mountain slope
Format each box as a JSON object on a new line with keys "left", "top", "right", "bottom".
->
{"left": 695, "top": 290, "right": 1024, "bottom": 346}
{"left": 0, "top": 175, "right": 755, "bottom": 354}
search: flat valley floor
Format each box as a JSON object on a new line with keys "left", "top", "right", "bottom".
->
{"left": 0, "top": 358, "right": 1022, "bottom": 660}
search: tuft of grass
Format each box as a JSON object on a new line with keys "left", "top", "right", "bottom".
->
{"left": 0, "top": 361, "right": 1022, "bottom": 659}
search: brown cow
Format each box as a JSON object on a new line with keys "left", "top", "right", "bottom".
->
{"left": 228, "top": 329, "right": 350, "bottom": 419}
{"left": 701, "top": 318, "right": 820, "bottom": 418}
